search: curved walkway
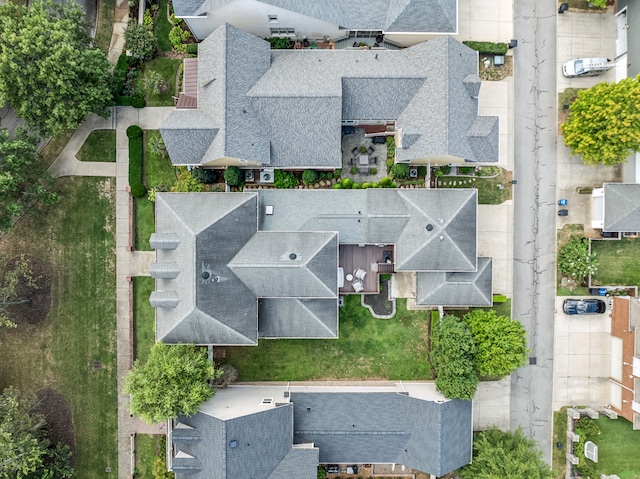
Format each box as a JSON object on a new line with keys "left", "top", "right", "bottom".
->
{"left": 49, "top": 106, "right": 173, "bottom": 479}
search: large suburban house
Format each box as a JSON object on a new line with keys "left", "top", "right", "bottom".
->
{"left": 160, "top": 23, "right": 499, "bottom": 171}
{"left": 591, "top": 183, "right": 640, "bottom": 234}
{"left": 171, "top": 0, "right": 458, "bottom": 46}
{"left": 609, "top": 296, "right": 640, "bottom": 429}
{"left": 168, "top": 383, "right": 472, "bottom": 478}
{"left": 150, "top": 189, "right": 492, "bottom": 345}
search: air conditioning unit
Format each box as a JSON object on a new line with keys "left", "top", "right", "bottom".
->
{"left": 260, "top": 169, "right": 274, "bottom": 183}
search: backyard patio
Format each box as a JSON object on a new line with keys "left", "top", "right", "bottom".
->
{"left": 341, "top": 126, "right": 390, "bottom": 184}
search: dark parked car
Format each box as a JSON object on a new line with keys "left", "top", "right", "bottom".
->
{"left": 325, "top": 465, "right": 340, "bottom": 474}
{"left": 563, "top": 299, "right": 606, "bottom": 315}
{"left": 372, "top": 135, "right": 387, "bottom": 144}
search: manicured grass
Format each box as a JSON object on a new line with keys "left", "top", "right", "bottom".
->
{"left": 144, "top": 130, "right": 177, "bottom": 188}
{"left": 143, "top": 58, "right": 181, "bottom": 107}
{"left": 437, "top": 169, "right": 512, "bottom": 204}
{"left": 552, "top": 408, "right": 568, "bottom": 478}
{"left": 95, "top": 0, "right": 116, "bottom": 53}
{"left": 0, "top": 177, "right": 118, "bottom": 477}
{"left": 135, "top": 434, "right": 169, "bottom": 478}
{"left": 40, "top": 129, "right": 75, "bottom": 169}
{"left": 591, "top": 238, "right": 640, "bottom": 290}
{"left": 77, "top": 130, "right": 116, "bottom": 162}
{"left": 154, "top": 0, "right": 173, "bottom": 53}
{"left": 592, "top": 417, "right": 640, "bottom": 477}
{"left": 135, "top": 198, "right": 154, "bottom": 251}
{"left": 134, "top": 277, "right": 156, "bottom": 363}
{"left": 225, "top": 296, "right": 432, "bottom": 381}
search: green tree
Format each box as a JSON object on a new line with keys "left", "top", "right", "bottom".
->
{"left": 0, "top": 0, "right": 113, "bottom": 136}
{"left": 0, "top": 129, "right": 58, "bottom": 233}
{"left": 460, "top": 428, "right": 553, "bottom": 479}
{"left": 557, "top": 236, "right": 598, "bottom": 280}
{"left": 561, "top": 76, "right": 640, "bottom": 166}
{"left": 124, "top": 343, "right": 220, "bottom": 424}
{"left": 430, "top": 314, "right": 478, "bottom": 400}
{"left": 463, "top": 309, "right": 528, "bottom": 378}
{"left": 124, "top": 22, "right": 157, "bottom": 60}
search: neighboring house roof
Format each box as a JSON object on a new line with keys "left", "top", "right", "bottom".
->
{"left": 169, "top": 383, "right": 472, "bottom": 478}
{"left": 160, "top": 23, "right": 498, "bottom": 169}
{"left": 603, "top": 183, "right": 640, "bottom": 232}
{"left": 151, "top": 188, "right": 477, "bottom": 345}
{"left": 175, "top": 0, "right": 456, "bottom": 34}
{"left": 416, "top": 256, "right": 492, "bottom": 306}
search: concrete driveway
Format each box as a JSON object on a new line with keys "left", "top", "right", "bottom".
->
{"left": 553, "top": 296, "right": 612, "bottom": 410}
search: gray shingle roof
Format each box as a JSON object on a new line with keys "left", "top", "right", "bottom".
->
{"left": 258, "top": 298, "right": 339, "bottom": 338}
{"left": 176, "top": 0, "right": 456, "bottom": 33}
{"left": 416, "top": 256, "right": 493, "bottom": 306}
{"left": 291, "top": 391, "right": 472, "bottom": 476}
{"left": 161, "top": 26, "right": 498, "bottom": 169}
{"left": 604, "top": 183, "right": 640, "bottom": 232}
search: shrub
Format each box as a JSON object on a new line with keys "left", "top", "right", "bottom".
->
{"left": 171, "top": 169, "right": 203, "bottom": 192}
{"left": 333, "top": 169, "right": 342, "bottom": 178}
{"left": 130, "top": 182, "right": 147, "bottom": 197}
{"left": 380, "top": 273, "right": 392, "bottom": 282}
{"left": 369, "top": 167, "right": 377, "bottom": 175}
{"left": 390, "top": 163, "right": 410, "bottom": 179}
{"left": 332, "top": 183, "right": 342, "bottom": 189}
{"left": 459, "top": 166, "right": 475, "bottom": 174}
{"left": 265, "top": 37, "right": 292, "bottom": 49}
{"left": 186, "top": 43, "right": 198, "bottom": 55}
{"left": 350, "top": 166, "right": 358, "bottom": 174}
{"left": 379, "top": 177, "right": 392, "bottom": 187}
{"left": 302, "top": 169, "right": 318, "bottom": 185}
{"left": 143, "top": 71, "right": 168, "bottom": 95}
{"left": 439, "top": 164, "right": 452, "bottom": 175}
{"left": 143, "top": 9, "right": 153, "bottom": 27}
{"left": 223, "top": 166, "right": 242, "bottom": 187}
{"left": 191, "top": 168, "right": 219, "bottom": 184}
{"left": 112, "top": 54, "right": 128, "bottom": 96}
{"left": 274, "top": 170, "right": 299, "bottom": 189}
{"left": 352, "top": 182, "right": 361, "bottom": 189}
{"left": 462, "top": 41, "right": 509, "bottom": 55}
{"left": 127, "top": 125, "right": 143, "bottom": 139}
{"left": 147, "top": 134, "right": 167, "bottom": 158}
{"left": 417, "top": 166, "right": 427, "bottom": 177}
{"left": 359, "top": 145, "right": 367, "bottom": 154}
{"left": 214, "top": 364, "right": 239, "bottom": 389}
{"left": 341, "top": 177, "right": 352, "bottom": 189}
{"left": 492, "top": 294, "right": 507, "bottom": 303}
{"left": 370, "top": 182, "right": 378, "bottom": 188}
{"left": 386, "top": 136, "right": 395, "bottom": 160}
{"left": 116, "top": 96, "right": 132, "bottom": 106}
{"left": 131, "top": 95, "right": 146, "bottom": 108}
{"left": 361, "top": 182, "right": 370, "bottom": 189}
{"left": 124, "top": 22, "right": 157, "bottom": 60}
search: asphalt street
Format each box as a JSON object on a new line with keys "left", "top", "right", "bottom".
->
{"left": 510, "top": 0, "right": 558, "bottom": 464}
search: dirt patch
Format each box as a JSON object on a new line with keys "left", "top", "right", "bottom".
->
{"left": 3, "top": 255, "right": 51, "bottom": 324}
{"left": 478, "top": 54, "right": 513, "bottom": 81}
{"left": 35, "top": 388, "right": 76, "bottom": 466}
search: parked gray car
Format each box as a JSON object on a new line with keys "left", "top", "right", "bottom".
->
{"left": 563, "top": 299, "right": 606, "bottom": 315}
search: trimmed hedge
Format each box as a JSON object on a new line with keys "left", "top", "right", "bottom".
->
{"left": 131, "top": 95, "right": 146, "bottom": 108}
{"left": 223, "top": 166, "right": 242, "bottom": 187}
{"left": 128, "top": 126, "right": 144, "bottom": 194}
{"left": 462, "top": 41, "right": 508, "bottom": 55}
{"left": 186, "top": 43, "right": 198, "bottom": 55}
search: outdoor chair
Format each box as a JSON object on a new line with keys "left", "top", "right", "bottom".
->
{"left": 367, "top": 146, "right": 375, "bottom": 156}
{"left": 354, "top": 268, "right": 367, "bottom": 280}
{"left": 351, "top": 157, "right": 357, "bottom": 165}
{"left": 372, "top": 156, "right": 378, "bottom": 164}
{"left": 351, "top": 147, "right": 359, "bottom": 156}
{"left": 352, "top": 280, "right": 364, "bottom": 293}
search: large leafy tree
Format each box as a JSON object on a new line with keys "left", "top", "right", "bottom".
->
{"left": 463, "top": 309, "right": 528, "bottom": 378}
{"left": 0, "top": 128, "right": 58, "bottom": 233}
{"left": 430, "top": 314, "right": 478, "bottom": 400}
{"left": 0, "top": 0, "right": 113, "bottom": 136}
{"left": 558, "top": 236, "right": 598, "bottom": 281}
{"left": 460, "top": 428, "right": 553, "bottom": 479}
{"left": 0, "top": 387, "right": 73, "bottom": 479}
{"left": 561, "top": 76, "right": 640, "bottom": 166}
{"left": 124, "top": 343, "right": 220, "bottom": 424}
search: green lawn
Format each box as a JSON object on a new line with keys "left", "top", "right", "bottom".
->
{"left": 592, "top": 417, "right": 640, "bottom": 477}
{"left": 134, "top": 277, "right": 156, "bottom": 363}
{"left": 135, "top": 198, "right": 154, "bottom": 251}
{"left": 134, "top": 434, "right": 170, "bottom": 478}
{"left": 225, "top": 296, "right": 432, "bottom": 381}
{"left": 591, "top": 238, "right": 640, "bottom": 290}
{"left": 154, "top": 0, "right": 173, "bottom": 53}
{"left": 95, "top": 0, "right": 116, "bottom": 52}
{"left": 77, "top": 130, "right": 116, "bottom": 162}
{"left": 144, "top": 130, "right": 177, "bottom": 188}
{"left": 437, "top": 169, "right": 512, "bottom": 204}
{"left": 40, "top": 129, "right": 75, "bottom": 169}
{"left": 143, "top": 58, "right": 181, "bottom": 107}
{"left": 553, "top": 409, "right": 568, "bottom": 478}
{"left": 0, "top": 177, "right": 118, "bottom": 477}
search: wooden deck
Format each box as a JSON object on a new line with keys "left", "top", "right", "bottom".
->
{"left": 339, "top": 244, "right": 394, "bottom": 294}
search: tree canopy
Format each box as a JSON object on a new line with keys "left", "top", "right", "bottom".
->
{"left": 557, "top": 236, "right": 598, "bottom": 280}
{"left": 430, "top": 314, "right": 478, "bottom": 400}
{"left": 124, "top": 343, "right": 219, "bottom": 424}
{"left": 463, "top": 309, "right": 528, "bottom": 378}
{"left": 561, "top": 76, "right": 640, "bottom": 166}
{"left": 0, "top": 128, "right": 58, "bottom": 233}
{"left": 460, "top": 428, "right": 553, "bottom": 479}
{"left": 0, "top": 0, "right": 113, "bottom": 136}
{"left": 0, "top": 387, "right": 73, "bottom": 479}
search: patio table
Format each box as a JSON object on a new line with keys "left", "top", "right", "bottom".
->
{"left": 359, "top": 155, "right": 369, "bottom": 166}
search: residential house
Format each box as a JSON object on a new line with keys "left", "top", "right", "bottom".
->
{"left": 170, "top": 0, "right": 458, "bottom": 46}
{"left": 609, "top": 296, "right": 640, "bottom": 428}
{"left": 168, "top": 383, "right": 472, "bottom": 478}
{"left": 160, "top": 23, "right": 499, "bottom": 171}
{"left": 150, "top": 188, "right": 490, "bottom": 345}
{"left": 591, "top": 183, "right": 640, "bottom": 234}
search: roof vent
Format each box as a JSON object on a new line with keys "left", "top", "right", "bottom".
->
{"left": 426, "top": 224, "right": 433, "bottom": 231}
{"left": 289, "top": 253, "right": 297, "bottom": 260}
{"left": 229, "top": 440, "right": 237, "bottom": 449}
{"left": 439, "top": 235, "right": 444, "bottom": 241}
{"left": 261, "top": 398, "right": 273, "bottom": 404}
{"left": 202, "top": 271, "right": 210, "bottom": 280}
{"left": 265, "top": 205, "right": 274, "bottom": 215}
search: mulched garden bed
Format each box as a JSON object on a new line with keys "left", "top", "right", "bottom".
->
{"left": 3, "top": 255, "right": 51, "bottom": 325}
{"left": 363, "top": 280, "right": 395, "bottom": 317}
{"left": 35, "top": 388, "right": 76, "bottom": 466}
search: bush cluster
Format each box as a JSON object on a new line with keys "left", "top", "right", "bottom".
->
{"left": 191, "top": 168, "right": 219, "bottom": 184}
{"left": 390, "top": 163, "right": 410, "bottom": 179}
{"left": 128, "top": 126, "right": 146, "bottom": 197}
{"left": 223, "top": 166, "right": 242, "bottom": 187}
{"left": 274, "top": 170, "right": 298, "bottom": 189}
{"left": 302, "top": 169, "right": 318, "bottom": 185}
{"left": 462, "top": 41, "right": 509, "bottom": 55}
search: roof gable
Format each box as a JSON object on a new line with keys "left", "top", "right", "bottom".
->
{"left": 604, "top": 183, "right": 640, "bottom": 232}
{"left": 258, "top": 298, "right": 338, "bottom": 338}
{"left": 416, "top": 257, "right": 492, "bottom": 306}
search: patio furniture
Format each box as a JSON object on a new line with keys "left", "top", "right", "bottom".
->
{"left": 354, "top": 268, "right": 367, "bottom": 280}
{"left": 351, "top": 147, "right": 359, "bottom": 156}
{"left": 359, "top": 155, "right": 369, "bottom": 166}
{"left": 352, "top": 280, "right": 364, "bottom": 293}
{"left": 372, "top": 156, "right": 378, "bottom": 164}
{"left": 338, "top": 267, "right": 345, "bottom": 288}
{"left": 359, "top": 167, "right": 369, "bottom": 174}
{"left": 350, "top": 157, "right": 357, "bottom": 165}
{"left": 345, "top": 273, "right": 353, "bottom": 282}
{"left": 367, "top": 146, "right": 375, "bottom": 156}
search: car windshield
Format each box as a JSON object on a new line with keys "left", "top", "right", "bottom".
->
{"left": 574, "top": 60, "right": 584, "bottom": 74}
{"left": 576, "top": 301, "right": 589, "bottom": 313}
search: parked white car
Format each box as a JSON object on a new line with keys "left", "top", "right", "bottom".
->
{"left": 562, "top": 57, "right": 613, "bottom": 77}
